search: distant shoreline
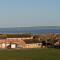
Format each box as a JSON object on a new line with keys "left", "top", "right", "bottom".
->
{"left": 0, "top": 26, "right": 60, "bottom": 29}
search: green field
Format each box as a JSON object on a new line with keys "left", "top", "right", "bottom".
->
{"left": 0, "top": 48, "right": 60, "bottom": 60}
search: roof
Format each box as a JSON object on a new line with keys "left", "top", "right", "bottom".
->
{"left": 24, "top": 39, "right": 40, "bottom": 44}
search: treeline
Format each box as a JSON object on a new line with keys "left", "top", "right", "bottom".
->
{"left": 33, "top": 33, "right": 60, "bottom": 45}
{"left": 0, "top": 33, "right": 32, "bottom": 38}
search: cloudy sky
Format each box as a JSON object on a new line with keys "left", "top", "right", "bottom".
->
{"left": 0, "top": 0, "right": 60, "bottom": 27}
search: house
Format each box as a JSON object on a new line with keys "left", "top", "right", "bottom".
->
{"left": 23, "top": 39, "right": 42, "bottom": 48}
{"left": 0, "top": 34, "right": 33, "bottom": 49}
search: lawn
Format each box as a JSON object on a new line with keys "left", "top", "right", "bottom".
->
{"left": 0, "top": 48, "right": 60, "bottom": 60}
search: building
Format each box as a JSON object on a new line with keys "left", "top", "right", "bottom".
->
{"left": 0, "top": 33, "right": 60, "bottom": 49}
{"left": 0, "top": 34, "right": 33, "bottom": 49}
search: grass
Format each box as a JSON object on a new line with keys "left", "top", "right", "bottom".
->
{"left": 0, "top": 48, "right": 60, "bottom": 60}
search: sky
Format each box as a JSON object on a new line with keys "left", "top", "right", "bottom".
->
{"left": 0, "top": 0, "right": 60, "bottom": 27}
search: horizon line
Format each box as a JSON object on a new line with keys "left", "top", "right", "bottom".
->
{"left": 0, "top": 26, "right": 60, "bottom": 28}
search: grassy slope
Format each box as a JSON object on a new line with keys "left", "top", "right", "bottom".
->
{"left": 0, "top": 49, "right": 60, "bottom": 60}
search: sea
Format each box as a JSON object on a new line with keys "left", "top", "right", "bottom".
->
{"left": 0, "top": 26, "right": 60, "bottom": 34}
